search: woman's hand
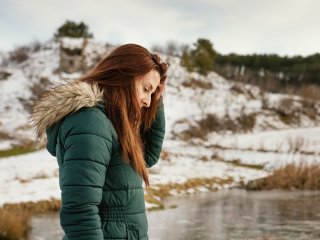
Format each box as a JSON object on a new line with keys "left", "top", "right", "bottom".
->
{"left": 156, "top": 83, "right": 165, "bottom": 100}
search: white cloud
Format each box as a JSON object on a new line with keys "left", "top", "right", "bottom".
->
{"left": 0, "top": 0, "right": 319, "bottom": 56}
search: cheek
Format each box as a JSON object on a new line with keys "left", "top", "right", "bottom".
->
{"left": 136, "top": 87, "right": 143, "bottom": 101}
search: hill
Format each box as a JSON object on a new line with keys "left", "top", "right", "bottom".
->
{"left": 0, "top": 38, "right": 320, "bottom": 209}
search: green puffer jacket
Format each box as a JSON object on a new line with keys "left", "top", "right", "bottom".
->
{"left": 32, "top": 81, "right": 165, "bottom": 240}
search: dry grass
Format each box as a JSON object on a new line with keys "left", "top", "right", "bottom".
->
{"left": 276, "top": 97, "right": 301, "bottom": 125}
{"left": 262, "top": 91, "right": 319, "bottom": 125}
{"left": 0, "top": 131, "right": 13, "bottom": 140}
{"left": 219, "top": 158, "right": 264, "bottom": 170}
{"left": 3, "top": 198, "right": 61, "bottom": 214}
{"left": 0, "top": 208, "right": 31, "bottom": 240}
{"left": 0, "top": 71, "right": 12, "bottom": 81}
{"left": 178, "top": 125, "right": 207, "bottom": 141}
{"left": 160, "top": 150, "right": 172, "bottom": 162}
{"left": 296, "top": 84, "right": 320, "bottom": 101}
{"left": 145, "top": 176, "right": 234, "bottom": 202}
{"left": 177, "top": 112, "right": 256, "bottom": 141}
{"left": 279, "top": 97, "right": 294, "bottom": 110}
{"left": 262, "top": 96, "right": 304, "bottom": 125}
{"left": 14, "top": 171, "right": 51, "bottom": 183}
{"left": 230, "top": 84, "right": 255, "bottom": 99}
{"left": 144, "top": 176, "right": 235, "bottom": 210}
{"left": 236, "top": 113, "right": 257, "bottom": 132}
{"left": 0, "top": 199, "right": 61, "bottom": 239}
{"left": 287, "top": 136, "right": 305, "bottom": 152}
{"left": 247, "top": 161, "right": 320, "bottom": 190}
{"left": 182, "top": 77, "right": 213, "bottom": 89}
{"left": 197, "top": 114, "right": 223, "bottom": 132}
{"left": 20, "top": 76, "right": 51, "bottom": 113}
{"left": 9, "top": 46, "right": 30, "bottom": 64}
{"left": 301, "top": 99, "right": 318, "bottom": 120}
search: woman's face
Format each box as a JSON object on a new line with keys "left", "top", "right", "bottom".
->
{"left": 135, "top": 69, "right": 161, "bottom": 108}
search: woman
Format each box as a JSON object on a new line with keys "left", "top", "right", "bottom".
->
{"left": 31, "top": 44, "right": 169, "bottom": 240}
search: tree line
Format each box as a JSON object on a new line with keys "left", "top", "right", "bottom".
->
{"left": 53, "top": 21, "right": 320, "bottom": 90}
{"left": 214, "top": 53, "right": 320, "bottom": 86}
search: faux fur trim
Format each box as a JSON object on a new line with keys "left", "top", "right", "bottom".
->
{"left": 31, "top": 81, "right": 104, "bottom": 140}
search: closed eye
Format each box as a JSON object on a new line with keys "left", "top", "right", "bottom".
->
{"left": 144, "top": 87, "right": 149, "bottom": 93}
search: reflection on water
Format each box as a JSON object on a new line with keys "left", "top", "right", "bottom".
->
{"left": 29, "top": 189, "right": 320, "bottom": 240}
{"left": 29, "top": 212, "right": 63, "bottom": 240}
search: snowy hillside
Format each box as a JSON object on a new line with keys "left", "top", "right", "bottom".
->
{"left": 1, "top": 37, "right": 320, "bottom": 208}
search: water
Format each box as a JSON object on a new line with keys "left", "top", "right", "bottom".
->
{"left": 29, "top": 189, "right": 320, "bottom": 240}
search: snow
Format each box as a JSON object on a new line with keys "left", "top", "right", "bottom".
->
{"left": 60, "top": 37, "right": 84, "bottom": 50}
{"left": 0, "top": 38, "right": 319, "bottom": 209}
{"left": 0, "top": 149, "right": 60, "bottom": 207}
{"left": 208, "top": 127, "right": 320, "bottom": 154}
{"left": 0, "top": 144, "right": 268, "bottom": 208}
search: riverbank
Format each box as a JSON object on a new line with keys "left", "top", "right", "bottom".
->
{"left": 2, "top": 132, "right": 320, "bottom": 239}
{"left": 0, "top": 141, "right": 267, "bottom": 239}
{"left": 26, "top": 189, "right": 320, "bottom": 240}
{"left": 0, "top": 141, "right": 269, "bottom": 208}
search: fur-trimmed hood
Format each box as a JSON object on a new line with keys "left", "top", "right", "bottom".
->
{"left": 31, "top": 81, "right": 104, "bottom": 140}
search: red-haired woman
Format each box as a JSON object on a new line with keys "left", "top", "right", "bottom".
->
{"left": 32, "top": 44, "right": 169, "bottom": 240}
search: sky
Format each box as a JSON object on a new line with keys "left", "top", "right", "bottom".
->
{"left": 1, "top": 0, "right": 319, "bottom": 56}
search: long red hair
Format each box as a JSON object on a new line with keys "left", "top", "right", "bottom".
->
{"left": 80, "top": 44, "right": 169, "bottom": 187}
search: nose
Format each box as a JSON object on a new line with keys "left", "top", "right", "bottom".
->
{"left": 142, "top": 97, "right": 151, "bottom": 108}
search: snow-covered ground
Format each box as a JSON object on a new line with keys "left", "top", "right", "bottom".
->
{"left": 0, "top": 143, "right": 268, "bottom": 208}
{"left": 0, "top": 37, "right": 319, "bottom": 208}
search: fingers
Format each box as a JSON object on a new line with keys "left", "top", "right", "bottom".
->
{"left": 158, "top": 84, "right": 164, "bottom": 92}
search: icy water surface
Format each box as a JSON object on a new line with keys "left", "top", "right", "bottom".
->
{"left": 29, "top": 189, "right": 320, "bottom": 240}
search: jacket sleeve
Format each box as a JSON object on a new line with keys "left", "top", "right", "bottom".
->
{"left": 59, "top": 109, "right": 113, "bottom": 240}
{"left": 144, "top": 100, "right": 166, "bottom": 168}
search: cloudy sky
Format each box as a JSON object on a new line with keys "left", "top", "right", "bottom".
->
{"left": 1, "top": 0, "right": 319, "bottom": 56}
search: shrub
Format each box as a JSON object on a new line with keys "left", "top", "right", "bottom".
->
{"left": 261, "top": 93, "right": 269, "bottom": 109}
{"left": 247, "top": 161, "right": 320, "bottom": 190}
{"left": 197, "top": 113, "right": 222, "bottom": 132}
{"left": 3, "top": 199, "right": 61, "bottom": 214}
{"left": 230, "top": 84, "right": 256, "bottom": 99}
{"left": 151, "top": 41, "right": 187, "bottom": 57}
{"left": 297, "top": 84, "right": 320, "bottom": 101}
{"left": 0, "top": 198, "right": 61, "bottom": 239}
{"left": 55, "top": 20, "right": 93, "bottom": 38}
{"left": 179, "top": 126, "right": 207, "bottom": 141}
{"left": 151, "top": 44, "right": 165, "bottom": 54}
{"left": 0, "top": 71, "right": 12, "bottom": 80}
{"left": 276, "top": 98, "right": 300, "bottom": 125}
{"left": 264, "top": 97, "right": 302, "bottom": 125}
{"left": 20, "top": 77, "right": 51, "bottom": 113}
{"left": 180, "top": 48, "right": 194, "bottom": 72}
{"left": 278, "top": 97, "right": 294, "bottom": 112}
{"left": 191, "top": 39, "right": 217, "bottom": 76}
{"left": 180, "top": 38, "right": 217, "bottom": 76}
{"left": 164, "top": 40, "right": 180, "bottom": 56}
{"left": 0, "top": 131, "right": 12, "bottom": 140}
{"left": 182, "top": 77, "right": 213, "bottom": 89}
{"left": 236, "top": 113, "right": 256, "bottom": 132}
{"left": 0, "top": 208, "right": 31, "bottom": 240}
{"left": 230, "top": 84, "right": 245, "bottom": 94}
{"left": 9, "top": 46, "right": 30, "bottom": 63}
{"left": 301, "top": 100, "right": 318, "bottom": 120}
{"left": 176, "top": 112, "right": 256, "bottom": 141}
{"left": 31, "top": 40, "right": 42, "bottom": 53}
{"left": 160, "top": 150, "right": 171, "bottom": 162}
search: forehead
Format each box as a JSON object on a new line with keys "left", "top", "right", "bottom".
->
{"left": 140, "top": 69, "right": 160, "bottom": 86}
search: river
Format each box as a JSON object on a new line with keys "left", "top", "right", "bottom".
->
{"left": 29, "top": 189, "right": 320, "bottom": 240}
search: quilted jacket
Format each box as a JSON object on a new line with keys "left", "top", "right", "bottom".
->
{"left": 32, "top": 81, "right": 165, "bottom": 240}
